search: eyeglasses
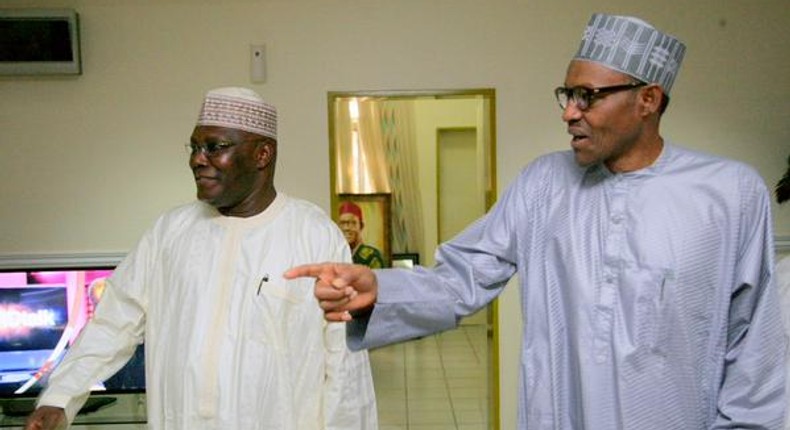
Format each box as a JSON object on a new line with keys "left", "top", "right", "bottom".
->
{"left": 554, "top": 82, "right": 646, "bottom": 111}
{"left": 185, "top": 140, "right": 238, "bottom": 158}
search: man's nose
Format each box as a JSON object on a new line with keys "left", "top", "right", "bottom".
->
{"left": 189, "top": 149, "right": 209, "bottom": 168}
{"left": 561, "top": 101, "right": 583, "bottom": 123}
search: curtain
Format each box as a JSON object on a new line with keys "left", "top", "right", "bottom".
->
{"left": 376, "top": 100, "right": 424, "bottom": 254}
{"left": 334, "top": 99, "right": 391, "bottom": 194}
{"left": 335, "top": 98, "right": 424, "bottom": 255}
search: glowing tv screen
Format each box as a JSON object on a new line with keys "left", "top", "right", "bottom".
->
{"left": 0, "top": 266, "right": 144, "bottom": 398}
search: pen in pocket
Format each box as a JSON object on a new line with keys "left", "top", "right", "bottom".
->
{"left": 257, "top": 274, "right": 269, "bottom": 295}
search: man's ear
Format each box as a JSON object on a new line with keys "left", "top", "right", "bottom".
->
{"left": 638, "top": 85, "right": 663, "bottom": 116}
{"left": 256, "top": 140, "right": 277, "bottom": 169}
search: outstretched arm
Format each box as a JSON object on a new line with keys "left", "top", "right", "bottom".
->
{"left": 284, "top": 263, "right": 378, "bottom": 322}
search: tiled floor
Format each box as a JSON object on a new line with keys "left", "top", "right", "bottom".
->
{"left": 369, "top": 319, "right": 491, "bottom": 430}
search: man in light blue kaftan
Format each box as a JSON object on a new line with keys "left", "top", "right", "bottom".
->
{"left": 287, "top": 13, "right": 785, "bottom": 429}
{"left": 350, "top": 144, "right": 783, "bottom": 428}
{"left": 776, "top": 154, "right": 790, "bottom": 430}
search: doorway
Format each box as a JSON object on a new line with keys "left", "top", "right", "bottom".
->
{"left": 328, "top": 90, "right": 498, "bottom": 429}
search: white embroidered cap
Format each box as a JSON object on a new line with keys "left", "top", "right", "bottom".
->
{"left": 196, "top": 87, "right": 277, "bottom": 140}
{"left": 574, "top": 13, "right": 686, "bottom": 95}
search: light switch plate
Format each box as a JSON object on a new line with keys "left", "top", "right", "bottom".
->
{"left": 250, "top": 44, "right": 266, "bottom": 83}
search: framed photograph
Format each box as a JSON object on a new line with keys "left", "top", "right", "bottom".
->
{"left": 392, "top": 253, "right": 419, "bottom": 269}
{"left": 335, "top": 193, "right": 391, "bottom": 267}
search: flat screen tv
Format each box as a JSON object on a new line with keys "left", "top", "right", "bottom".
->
{"left": 0, "top": 8, "right": 82, "bottom": 75}
{"left": 0, "top": 254, "right": 144, "bottom": 414}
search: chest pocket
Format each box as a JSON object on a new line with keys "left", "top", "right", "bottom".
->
{"left": 620, "top": 265, "right": 676, "bottom": 354}
{"left": 245, "top": 278, "right": 307, "bottom": 351}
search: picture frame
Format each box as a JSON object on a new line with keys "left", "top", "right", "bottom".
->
{"left": 335, "top": 193, "right": 391, "bottom": 267}
{"left": 391, "top": 253, "right": 419, "bottom": 269}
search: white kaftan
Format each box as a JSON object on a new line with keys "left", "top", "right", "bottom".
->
{"left": 39, "top": 193, "right": 378, "bottom": 430}
{"left": 349, "top": 143, "right": 785, "bottom": 429}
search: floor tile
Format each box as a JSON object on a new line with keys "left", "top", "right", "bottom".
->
{"left": 368, "top": 321, "right": 491, "bottom": 429}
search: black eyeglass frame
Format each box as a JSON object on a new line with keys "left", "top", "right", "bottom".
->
{"left": 554, "top": 82, "right": 647, "bottom": 111}
{"left": 185, "top": 140, "right": 239, "bottom": 158}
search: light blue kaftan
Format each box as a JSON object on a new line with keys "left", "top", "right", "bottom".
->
{"left": 349, "top": 143, "right": 785, "bottom": 429}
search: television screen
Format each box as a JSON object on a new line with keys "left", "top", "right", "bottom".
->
{"left": 0, "top": 8, "right": 82, "bottom": 75}
{"left": 0, "top": 19, "right": 73, "bottom": 62}
{"left": 0, "top": 267, "right": 145, "bottom": 398}
{"left": 0, "top": 287, "right": 68, "bottom": 352}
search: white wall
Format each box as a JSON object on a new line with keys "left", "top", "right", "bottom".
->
{"left": 414, "top": 98, "right": 481, "bottom": 267}
{"left": 2, "top": 1, "right": 789, "bottom": 428}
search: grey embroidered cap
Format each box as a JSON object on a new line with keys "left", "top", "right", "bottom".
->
{"left": 196, "top": 87, "right": 277, "bottom": 140}
{"left": 574, "top": 13, "right": 686, "bottom": 95}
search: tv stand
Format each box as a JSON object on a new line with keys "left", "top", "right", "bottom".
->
{"left": 0, "top": 393, "right": 146, "bottom": 427}
{"left": 0, "top": 396, "right": 117, "bottom": 417}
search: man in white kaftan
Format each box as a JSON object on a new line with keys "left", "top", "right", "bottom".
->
{"left": 26, "top": 88, "right": 378, "bottom": 430}
{"left": 40, "top": 194, "right": 377, "bottom": 429}
{"left": 287, "top": 14, "right": 785, "bottom": 429}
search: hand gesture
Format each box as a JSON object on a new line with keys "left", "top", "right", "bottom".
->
{"left": 284, "top": 263, "right": 377, "bottom": 321}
